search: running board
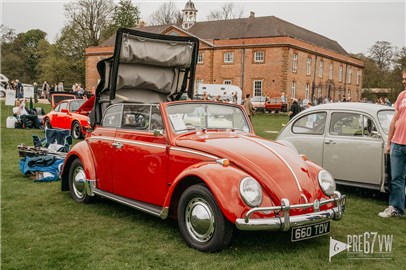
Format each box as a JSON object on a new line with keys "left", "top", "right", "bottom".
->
{"left": 93, "top": 188, "right": 165, "bottom": 218}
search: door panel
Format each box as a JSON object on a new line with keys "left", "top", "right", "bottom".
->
{"left": 323, "top": 137, "right": 383, "bottom": 184}
{"left": 323, "top": 112, "right": 384, "bottom": 185}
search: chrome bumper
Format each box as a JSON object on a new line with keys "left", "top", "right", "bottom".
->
{"left": 236, "top": 191, "right": 346, "bottom": 231}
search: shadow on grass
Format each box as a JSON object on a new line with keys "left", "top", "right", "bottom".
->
{"left": 337, "top": 184, "right": 389, "bottom": 202}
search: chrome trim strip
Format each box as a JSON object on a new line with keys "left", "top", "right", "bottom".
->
{"left": 241, "top": 135, "right": 303, "bottom": 192}
{"left": 92, "top": 188, "right": 163, "bottom": 218}
{"left": 236, "top": 191, "right": 346, "bottom": 231}
{"left": 171, "top": 147, "right": 218, "bottom": 160}
{"left": 88, "top": 136, "right": 166, "bottom": 149}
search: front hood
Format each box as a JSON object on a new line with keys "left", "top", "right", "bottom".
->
{"left": 175, "top": 132, "right": 318, "bottom": 205}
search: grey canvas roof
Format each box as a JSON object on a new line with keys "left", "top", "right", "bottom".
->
{"left": 100, "top": 16, "right": 348, "bottom": 55}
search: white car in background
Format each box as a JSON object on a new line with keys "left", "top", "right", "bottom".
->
{"left": 277, "top": 102, "right": 396, "bottom": 193}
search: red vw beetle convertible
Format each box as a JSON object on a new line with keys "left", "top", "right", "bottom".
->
{"left": 61, "top": 29, "right": 346, "bottom": 252}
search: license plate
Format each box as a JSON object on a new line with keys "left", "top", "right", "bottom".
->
{"left": 291, "top": 221, "right": 330, "bottom": 242}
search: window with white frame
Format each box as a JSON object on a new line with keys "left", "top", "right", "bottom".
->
{"left": 339, "top": 65, "right": 343, "bottom": 82}
{"left": 329, "top": 63, "right": 333, "bottom": 80}
{"left": 348, "top": 67, "right": 352, "bottom": 84}
{"left": 306, "top": 57, "right": 312, "bottom": 75}
{"left": 291, "top": 81, "right": 296, "bottom": 98}
{"left": 253, "top": 80, "right": 263, "bottom": 96}
{"left": 305, "top": 83, "right": 310, "bottom": 99}
{"left": 317, "top": 86, "right": 322, "bottom": 98}
{"left": 356, "top": 70, "right": 361, "bottom": 85}
{"left": 254, "top": 51, "right": 264, "bottom": 63}
{"left": 319, "top": 60, "right": 324, "bottom": 78}
{"left": 224, "top": 52, "right": 234, "bottom": 63}
{"left": 292, "top": 53, "right": 298, "bottom": 73}
{"left": 223, "top": 80, "right": 232, "bottom": 85}
{"left": 197, "top": 52, "right": 203, "bottom": 64}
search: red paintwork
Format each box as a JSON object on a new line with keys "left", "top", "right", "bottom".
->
{"left": 62, "top": 100, "right": 331, "bottom": 223}
{"left": 42, "top": 98, "right": 93, "bottom": 136}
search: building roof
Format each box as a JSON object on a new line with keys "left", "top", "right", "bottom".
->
{"left": 100, "top": 15, "right": 348, "bottom": 55}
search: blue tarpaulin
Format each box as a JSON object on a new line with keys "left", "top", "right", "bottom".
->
{"left": 19, "top": 155, "right": 64, "bottom": 182}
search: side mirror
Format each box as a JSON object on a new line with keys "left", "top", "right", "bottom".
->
{"left": 61, "top": 109, "right": 69, "bottom": 113}
{"left": 153, "top": 129, "right": 164, "bottom": 137}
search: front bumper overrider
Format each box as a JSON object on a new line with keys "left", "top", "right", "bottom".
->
{"left": 236, "top": 191, "right": 346, "bottom": 231}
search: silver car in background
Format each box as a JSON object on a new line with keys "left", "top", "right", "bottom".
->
{"left": 277, "top": 103, "right": 395, "bottom": 192}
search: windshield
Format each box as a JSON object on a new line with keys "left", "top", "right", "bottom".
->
{"left": 377, "top": 110, "right": 395, "bottom": 135}
{"left": 69, "top": 100, "right": 86, "bottom": 112}
{"left": 167, "top": 103, "right": 251, "bottom": 133}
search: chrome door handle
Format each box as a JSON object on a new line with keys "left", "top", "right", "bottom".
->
{"left": 112, "top": 142, "right": 123, "bottom": 149}
{"left": 324, "top": 140, "right": 336, "bottom": 145}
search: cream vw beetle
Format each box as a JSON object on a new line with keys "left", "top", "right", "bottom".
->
{"left": 277, "top": 102, "right": 395, "bottom": 192}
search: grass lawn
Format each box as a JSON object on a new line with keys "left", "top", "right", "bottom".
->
{"left": 1, "top": 101, "right": 405, "bottom": 269}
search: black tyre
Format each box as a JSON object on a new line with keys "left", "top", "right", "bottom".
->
{"left": 69, "top": 159, "right": 92, "bottom": 203}
{"left": 44, "top": 118, "right": 52, "bottom": 130}
{"left": 177, "top": 184, "right": 233, "bottom": 252}
{"left": 71, "top": 121, "right": 83, "bottom": 139}
{"left": 0, "top": 91, "right": 5, "bottom": 98}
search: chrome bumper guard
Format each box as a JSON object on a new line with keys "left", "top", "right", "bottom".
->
{"left": 236, "top": 191, "right": 346, "bottom": 231}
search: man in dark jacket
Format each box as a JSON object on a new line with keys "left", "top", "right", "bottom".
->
{"left": 288, "top": 98, "right": 300, "bottom": 120}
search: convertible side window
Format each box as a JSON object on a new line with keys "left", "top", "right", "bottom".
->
{"left": 102, "top": 105, "right": 122, "bottom": 128}
{"left": 121, "top": 104, "right": 163, "bottom": 131}
{"left": 292, "top": 112, "right": 327, "bottom": 135}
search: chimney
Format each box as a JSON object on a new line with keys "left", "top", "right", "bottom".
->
{"left": 249, "top": 11, "right": 255, "bottom": 18}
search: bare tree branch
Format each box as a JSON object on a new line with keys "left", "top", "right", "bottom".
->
{"left": 149, "top": 1, "right": 181, "bottom": 26}
{"left": 207, "top": 2, "right": 244, "bottom": 21}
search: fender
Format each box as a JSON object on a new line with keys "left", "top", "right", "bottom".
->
{"left": 61, "top": 141, "right": 96, "bottom": 191}
{"left": 163, "top": 162, "right": 274, "bottom": 223}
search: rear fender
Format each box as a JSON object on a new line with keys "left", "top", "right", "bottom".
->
{"left": 61, "top": 141, "right": 96, "bottom": 191}
{"left": 163, "top": 162, "right": 273, "bottom": 223}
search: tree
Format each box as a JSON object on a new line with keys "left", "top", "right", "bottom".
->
{"left": 368, "top": 41, "right": 394, "bottom": 71}
{"left": 102, "top": 0, "right": 140, "bottom": 40}
{"left": 207, "top": 2, "right": 244, "bottom": 21}
{"left": 149, "top": 1, "right": 181, "bottom": 26}
{"left": 1, "top": 28, "right": 48, "bottom": 83}
{"left": 64, "top": 0, "right": 115, "bottom": 47}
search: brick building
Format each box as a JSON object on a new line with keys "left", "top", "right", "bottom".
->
{"left": 85, "top": 0, "right": 364, "bottom": 102}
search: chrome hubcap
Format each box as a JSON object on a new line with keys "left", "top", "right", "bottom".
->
{"left": 185, "top": 198, "right": 215, "bottom": 243}
{"left": 72, "top": 166, "right": 86, "bottom": 199}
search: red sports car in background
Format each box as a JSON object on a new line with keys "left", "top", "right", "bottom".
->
{"left": 42, "top": 97, "right": 94, "bottom": 139}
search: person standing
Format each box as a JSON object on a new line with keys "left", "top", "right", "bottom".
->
{"left": 243, "top": 93, "right": 256, "bottom": 120}
{"left": 379, "top": 69, "right": 406, "bottom": 218}
{"left": 15, "top": 79, "right": 23, "bottom": 98}
{"left": 288, "top": 98, "right": 300, "bottom": 120}
{"left": 42, "top": 81, "right": 50, "bottom": 99}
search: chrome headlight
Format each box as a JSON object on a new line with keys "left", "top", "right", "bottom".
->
{"left": 240, "top": 177, "right": 263, "bottom": 207}
{"left": 318, "top": 170, "right": 336, "bottom": 196}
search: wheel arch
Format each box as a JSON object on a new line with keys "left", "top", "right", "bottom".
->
{"left": 61, "top": 141, "right": 96, "bottom": 191}
{"left": 164, "top": 163, "right": 250, "bottom": 224}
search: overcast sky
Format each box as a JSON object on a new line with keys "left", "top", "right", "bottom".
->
{"left": 2, "top": 0, "right": 405, "bottom": 54}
